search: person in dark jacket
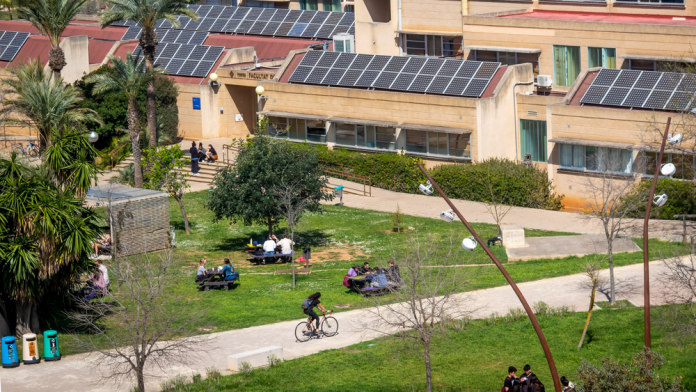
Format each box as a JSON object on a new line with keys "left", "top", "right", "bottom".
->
{"left": 205, "top": 144, "right": 217, "bottom": 164}
{"left": 387, "top": 260, "right": 401, "bottom": 282}
{"left": 189, "top": 141, "right": 199, "bottom": 176}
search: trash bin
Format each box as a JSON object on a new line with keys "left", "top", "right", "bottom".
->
{"left": 302, "top": 246, "right": 311, "bottom": 261}
{"left": 1, "top": 336, "right": 19, "bottom": 368}
{"left": 22, "top": 334, "right": 40, "bottom": 364}
{"left": 43, "top": 331, "right": 61, "bottom": 361}
{"left": 333, "top": 186, "right": 344, "bottom": 206}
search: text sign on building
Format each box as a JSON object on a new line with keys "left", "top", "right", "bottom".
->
{"left": 192, "top": 97, "right": 201, "bottom": 110}
{"left": 229, "top": 70, "right": 274, "bottom": 81}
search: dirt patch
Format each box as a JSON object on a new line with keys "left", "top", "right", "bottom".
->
{"left": 342, "top": 349, "right": 361, "bottom": 354}
{"left": 310, "top": 246, "right": 368, "bottom": 263}
{"left": 384, "top": 229, "right": 410, "bottom": 234}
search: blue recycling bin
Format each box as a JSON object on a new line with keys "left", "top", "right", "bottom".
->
{"left": 2, "top": 336, "right": 20, "bottom": 368}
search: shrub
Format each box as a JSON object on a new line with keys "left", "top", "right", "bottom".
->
{"left": 430, "top": 158, "right": 564, "bottom": 210}
{"left": 623, "top": 178, "right": 696, "bottom": 220}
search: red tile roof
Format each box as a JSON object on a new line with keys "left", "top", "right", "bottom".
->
{"left": 89, "top": 39, "right": 115, "bottom": 65}
{"left": 0, "top": 20, "right": 126, "bottom": 41}
{"left": 204, "top": 34, "right": 322, "bottom": 62}
{"left": 501, "top": 10, "right": 696, "bottom": 27}
{"left": 3, "top": 35, "right": 52, "bottom": 68}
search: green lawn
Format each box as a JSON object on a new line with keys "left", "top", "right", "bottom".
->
{"left": 55, "top": 190, "right": 691, "bottom": 357}
{"left": 182, "top": 306, "right": 696, "bottom": 392}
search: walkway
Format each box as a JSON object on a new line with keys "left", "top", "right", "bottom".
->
{"left": 0, "top": 260, "right": 676, "bottom": 392}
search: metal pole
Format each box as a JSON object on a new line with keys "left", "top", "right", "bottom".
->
{"left": 415, "top": 162, "right": 562, "bottom": 392}
{"left": 642, "top": 117, "right": 671, "bottom": 349}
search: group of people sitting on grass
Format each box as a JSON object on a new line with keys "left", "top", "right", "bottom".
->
{"left": 342, "top": 260, "right": 401, "bottom": 288}
{"left": 195, "top": 258, "right": 239, "bottom": 283}
{"left": 90, "top": 233, "right": 111, "bottom": 257}
{"left": 503, "top": 365, "right": 575, "bottom": 392}
{"left": 83, "top": 260, "right": 110, "bottom": 301}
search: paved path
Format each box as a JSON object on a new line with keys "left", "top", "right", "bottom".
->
{"left": 0, "top": 260, "right": 675, "bottom": 392}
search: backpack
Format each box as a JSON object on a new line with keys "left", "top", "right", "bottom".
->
{"left": 502, "top": 378, "right": 521, "bottom": 392}
{"left": 301, "top": 298, "right": 310, "bottom": 310}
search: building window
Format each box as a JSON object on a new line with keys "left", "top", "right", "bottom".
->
{"left": 334, "top": 123, "right": 396, "bottom": 150}
{"left": 644, "top": 152, "right": 695, "bottom": 180}
{"left": 553, "top": 45, "right": 580, "bottom": 87}
{"left": 300, "top": 0, "right": 318, "bottom": 10}
{"left": 322, "top": 0, "right": 341, "bottom": 11}
{"left": 266, "top": 117, "right": 325, "bottom": 143}
{"left": 520, "top": 120, "right": 547, "bottom": 162}
{"left": 475, "top": 50, "right": 539, "bottom": 76}
{"left": 559, "top": 144, "right": 633, "bottom": 173}
{"left": 588, "top": 47, "right": 616, "bottom": 69}
{"left": 405, "top": 130, "right": 471, "bottom": 158}
{"left": 405, "top": 35, "right": 462, "bottom": 58}
{"left": 616, "top": 0, "right": 683, "bottom": 4}
{"left": 246, "top": 0, "right": 274, "bottom": 7}
{"left": 344, "top": 4, "right": 354, "bottom": 12}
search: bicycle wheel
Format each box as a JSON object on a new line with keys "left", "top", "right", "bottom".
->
{"left": 28, "top": 145, "right": 39, "bottom": 157}
{"left": 12, "top": 146, "right": 23, "bottom": 155}
{"left": 295, "top": 321, "right": 314, "bottom": 342}
{"left": 321, "top": 316, "right": 339, "bottom": 337}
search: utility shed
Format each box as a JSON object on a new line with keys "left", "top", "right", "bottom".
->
{"left": 85, "top": 184, "right": 170, "bottom": 256}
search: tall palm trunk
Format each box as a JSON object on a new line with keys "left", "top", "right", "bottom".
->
{"left": 142, "top": 30, "right": 158, "bottom": 149}
{"left": 128, "top": 97, "right": 143, "bottom": 188}
{"left": 48, "top": 45, "right": 65, "bottom": 80}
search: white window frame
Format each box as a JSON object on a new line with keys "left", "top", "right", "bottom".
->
{"left": 266, "top": 117, "right": 327, "bottom": 144}
{"left": 405, "top": 130, "right": 471, "bottom": 159}
{"left": 559, "top": 144, "right": 634, "bottom": 174}
{"left": 334, "top": 122, "right": 396, "bottom": 150}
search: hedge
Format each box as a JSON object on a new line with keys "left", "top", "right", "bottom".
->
{"left": 288, "top": 143, "right": 564, "bottom": 211}
{"left": 430, "top": 158, "right": 564, "bottom": 210}
{"left": 624, "top": 178, "right": 696, "bottom": 219}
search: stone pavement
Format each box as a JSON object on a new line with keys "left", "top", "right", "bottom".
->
{"left": 0, "top": 259, "right": 675, "bottom": 392}
{"left": 506, "top": 234, "right": 642, "bottom": 261}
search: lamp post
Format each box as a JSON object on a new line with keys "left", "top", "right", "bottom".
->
{"left": 415, "top": 162, "right": 562, "bottom": 392}
{"left": 87, "top": 131, "right": 99, "bottom": 147}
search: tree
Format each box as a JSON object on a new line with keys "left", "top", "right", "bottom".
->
{"left": 100, "top": 0, "right": 198, "bottom": 148}
{"left": 657, "top": 253, "right": 696, "bottom": 341}
{"left": 483, "top": 170, "right": 513, "bottom": 237}
{"left": 361, "top": 233, "right": 479, "bottom": 392}
{"left": 579, "top": 148, "right": 647, "bottom": 304}
{"left": 141, "top": 144, "right": 191, "bottom": 235}
{"left": 15, "top": 0, "right": 90, "bottom": 79}
{"left": 0, "top": 0, "right": 14, "bottom": 20}
{"left": 44, "top": 126, "right": 101, "bottom": 196}
{"left": 0, "top": 146, "right": 101, "bottom": 335}
{"left": 86, "top": 53, "right": 160, "bottom": 188}
{"left": 274, "top": 178, "right": 314, "bottom": 288}
{"left": 70, "top": 251, "right": 204, "bottom": 392}
{"left": 207, "top": 136, "right": 332, "bottom": 235}
{"left": 576, "top": 348, "right": 686, "bottom": 391}
{"left": 578, "top": 258, "right": 602, "bottom": 350}
{"left": 392, "top": 203, "right": 405, "bottom": 232}
{"left": 1, "top": 60, "right": 102, "bottom": 154}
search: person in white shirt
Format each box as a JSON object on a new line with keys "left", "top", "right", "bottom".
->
{"left": 96, "top": 259, "right": 109, "bottom": 286}
{"left": 263, "top": 236, "right": 277, "bottom": 255}
{"left": 277, "top": 234, "right": 295, "bottom": 255}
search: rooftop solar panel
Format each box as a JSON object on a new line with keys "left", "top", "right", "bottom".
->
{"left": 445, "top": 78, "right": 470, "bottom": 95}
{"left": 373, "top": 72, "right": 398, "bottom": 89}
{"left": 391, "top": 73, "right": 416, "bottom": 90}
{"left": 258, "top": 9, "right": 276, "bottom": 21}
{"left": 317, "top": 51, "right": 340, "bottom": 67}
{"left": 275, "top": 23, "right": 294, "bottom": 36}
{"left": 420, "top": 59, "right": 445, "bottom": 75}
{"left": 163, "top": 58, "right": 184, "bottom": 75}
{"left": 426, "top": 77, "right": 451, "bottom": 94}
{"left": 580, "top": 86, "right": 609, "bottom": 104}
{"left": 643, "top": 90, "right": 672, "bottom": 109}
{"left": 384, "top": 57, "right": 408, "bottom": 73}
{"left": 305, "top": 67, "right": 329, "bottom": 84}
{"left": 289, "top": 66, "right": 312, "bottom": 83}
{"left": 271, "top": 9, "right": 289, "bottom": 22}
{"left": 677, "top": 74, "right": 696, "bottom": 93}
{"left": 350, "top": 54, "right": 373, "bottom": 70}
{"left": 315, "top": 24, "right": 336, "bottom": 39}
{"left": 198, "top": 18, "right": 215, "bottom": 31}
{"left": 622, "top": 89, "right": 650, "bottom": 107}
{"left": 474, "top": 62, "right": 499, "bottom": 79}
{"left": 437, "top": 60, "right": 462, "bottom": 77}
{"left": 246, "top": 7, "right": 263, "bottom": 21}
{"left": 463, "top": 78, "right": 490, "bottom": 97}
{"left": 262, "top": 22, "right": 281, "bottom": 35}
{"left": 592, "top": 69, "right": 620, "bottom": 86}
{"left": 202, "top": 46, "right": 224, "bottom": 62}
{"left": 236, "top": 20, "right": 254, "bottom": 33}
{"left": 409, "top": 75, "right": 434, "bottom": 92}
{"left": 300, "top": 23, "right": 320, "bottom": 38}
{"left": 297, "top": 11, "right": 314, "bottom": 23}
{"left": 220, "top": 6, "right": 236, "bottom": 18}
{"left": 612, "top": 70, "right": 640, "bottom": 88}
{"left": 367, "top": 56, "right": 390, "bottom": 71}
{"left": 300, "top": 51, "right": 323, "bottom": 67}
{"left": 322, "top": 68, "right": 346, "bottom": 85}
{"left": 248, "top": 21, "right": 267, "bottom": 34}
{"left": 223, "top": 19, "right": 241, "bottom": 32}
{"left": 338, "top": 69, "right": 363, "bottom": 86}
{"left": 634, "top": 71, "right": 661, "bottom": 90}
{"left": 284, "top": 10, "right": 303, "bottom": 23}
{"left": 338, "top": 13, "right": 354, "bottom": 26}
{"left": 122, "top": 26, "right": 141, "bottom": 40}
{"left": 655, "top": 73, "right": 682, "bottom": 91}
{"left": 333, "top": 53, "right": 356, "bottom": 68}
{"left": 402, "top": 57, "right": 426, "bottom": 74}
{"left": 355, "top": 71, "right": 380, "bottom": 87}
{"left": 601, "top": 87, "right": 630, "bottom": 106}
{"left": 288, "top": 23, "right": 307, "bottom": 36}
{"left": 310, "top": 12, "right": 330, "bottom": 24}
{"left": 665, "top": 91, "right": 692, "bottom": 111}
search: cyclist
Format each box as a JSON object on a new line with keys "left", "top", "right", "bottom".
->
{"left": 301, "top": 292, "right": 330, "bottom": 334}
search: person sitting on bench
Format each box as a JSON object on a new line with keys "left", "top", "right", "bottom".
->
{"left": 263, "top": 236, "right": 277, "bottom": 255}
{"left": 91, "top": 233, "right": 111, "bottom": 255}
{"left": 277, "top": 234, "right": 295, "bottom": 255}
{"left": 371, "top": 269, "right": 389, "bottom": 288}
{"left": 357, "top": 262, "right": 372, "bottom": 275}
{"left": 387, "top": 260, "right": 401, "bottom": 282}
{"left": 195, "top": 259, "right": 208, "bottom": 282}
{"left": 221, "top": 258, "right": 239, "bottom": 282}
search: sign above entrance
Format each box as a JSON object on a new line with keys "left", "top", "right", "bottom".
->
{"left": 229, "top": 70, "right": 274, "bottom": 81}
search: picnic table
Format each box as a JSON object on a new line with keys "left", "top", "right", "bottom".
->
{"left": 197, "top": 270, "right": 240, "bottom": 291}
{"left": 249, "top": 252, "right": 295, "bottom": 265}
{"left": 345, "top": 275, "right": 400, "bottom": 296}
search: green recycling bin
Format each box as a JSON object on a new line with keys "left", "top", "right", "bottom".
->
{"left": 43, "top": 330, "right": 61, "bottom": 361}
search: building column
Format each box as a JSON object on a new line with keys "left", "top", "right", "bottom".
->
{"left": 325, "top": 121, "right": 335, "bottom": 149}
{"left": 201, "top": 84, "right": 220, "bottom": 139}
{"left": 395, "top": 127, "right": 406, "bottom": 154}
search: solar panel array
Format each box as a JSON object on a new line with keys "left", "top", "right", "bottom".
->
{"left": 116, "top": 5, "right": 354, "bottom": 40}
{"left": 0, "top": 31, "right": 30, "bottom": 61}
{"left": 122, "top": 26, "right": 209, "bottom": 45}
{"left": 580, "top": 68, "right": 696, "bottom": 111}
{"left": 288, "top": 51, "right": 500, "bottom": 98}
{"left": 132, "top": 43, "right": 225, "bottom": 77}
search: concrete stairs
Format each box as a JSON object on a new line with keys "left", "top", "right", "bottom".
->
{"left": 112, "top": 156, "right": 227, "bottom": 185}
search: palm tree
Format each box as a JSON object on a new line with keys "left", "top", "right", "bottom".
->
{"left": 0, "top": 0, "right": 15, "bottom": 20}
{"left": 0, "top": 60, "right": 102, "bottom": 154}
{"left": 86, "top": 53, "right": 161, "bottom": 188}
{"left": 15, "top": 0, "right": 90, "bottom": 79}
{"left": 101, "top": 0, "right": 197, "bottom": 149}
{"left": 44, "top": 126, "right": 101, "bottom": 196}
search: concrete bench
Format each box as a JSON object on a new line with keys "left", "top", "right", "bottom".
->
{"left": 228, "top": 346, "right": 283, "bottom": 371}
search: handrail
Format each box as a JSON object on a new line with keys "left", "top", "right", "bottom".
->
{"left": 222, "top": 144, "right": 240, "bottom": 166}
{"left": 110, "top": 143, "right": 129, "bottom": 169}
{"left": 321, "top": 166, "right": 371, "bottom": 197}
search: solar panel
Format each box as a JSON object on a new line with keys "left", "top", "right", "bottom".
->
{"left": 289, "top": 66, "right": 312, "bottom": 83}
{"left": 634, "top": 71, "right": 661, "bottom": 90}
{"left": 262, "top": 22, "right": 280, "bottom": 35}
{"left": 384, "top": 57, "right": 408, "bottom": 73}
{"left": 122, "top": 26, "right": 141, "bottom": 40}
{"left": 258, "top": 9, "right": 276, "bottom": 22}
{"left": 164, "top": 58, "right": 184, "bottom": 75}
{"left": 297, "top": 11, "right": 313, "bottom": 23}
{"left": 338, "top": 13, "right": 354, "bottom": 26}
{"left": 665, "top": 91, "right": 692, "bottom": 111}
{"left": 444, "top": 78, "right": 469, "bottom": 95}
{"left": 367, "top": 56, "right": 390, "bottom": 71}
{"left": 677, "top": 74, "right": 696, "bottom": 93}
{"left": 623, "top": 89, "right": 650, "bottom": 107}
{"left": 246, "top": 7, "right": 263, "bottom": 21}
{"left": 644, "top": 90, "right": 673, "bottom": 109}
{"left": 373, "top": 72, "right": 398, "bottom": 89}
{"left": 463, "top": 78, "right": 489, "bottom": 97}
{"left": 355, "top": 71, "right": 379, "bottom": 87}
{"left": 0, "top": 31, "right": 29, "bottom": 61}
{"left": 223, "top": 20, "right": 241, "bottom": 32}
{"left": 275, "top": 23, "right": 294, "bottom": 36}
{"left": 333, "top": 52, "right": 356, "bottom": 68}
{"left": 271, "top": 9, "right": 289, "bottom": 22}
{"left": 197, "top": 5, "right": 212, "bottom": 18}
{"left": 325, "top": 12, "right": 343, "bottom": 24}
{"left": 248, "top": 21, "right": 267, "bottom": 34}
{"left": 409, "top": 75, "right": 434, "bottom": 92}
{"left": 350, "top": 54, "right": 373, "bottom": 70}
{"left": 300, "top": 23, "right": 320, "bottom": 38}
{"left": 592, "top": 69, "right": 620, "bottom": 86}
{"left": 456, "top": 62, "right": 480, "bottom": 78}
{"left": 220, "top": 6, "right": 236, "bottom": 18}
{"left": 198, "top": 18, "right": 215, "bottom": 31}
{"left": 305, "top": 67, "right": 329, "bottom": 84}
{"left": 322, "top": 68, "right": 346, "bottom": 85}
{"left": 176, "top": 30, "right": 195, "bottom": 44}
{"left": 288, "top": 23, "right": 307, "bottom": 36}
{"left": 1, "top": 46, "right": 19, "bottom": 61}
{"left": 474, "top": 62, "right": 499, "bottom": 79}
{"left": 338, "top": 69, "right": 362, "bottom": 86}
{"left": 402, "top": 57, "right": 426, "bottom": 74}
{"left": 581, "top": 86, "right": 609, "bottom": 104}
{"left": 437, "top": 60, "right": 462, "bottom": 77}
{"left": 190, "top": 45, "right": 209, "bottom": 59}
{"left": 317, "top": 51, "right": 340, "bottom": 67}
{"left": 391, "top": 73, "right": 416, "bottom": 90}
{"left": 601, "top": 87, "right": 630, "bottom": 106}
{"left": 310, "top": 12, "right": 329, "bottom": 24}
{"left": 202, "top": 46, "right": 224, "bottom": 62}
{"left": 236, "top": 20, "right": 254, "bottom": 33}
{"left": 426, "top": 77, "right": 451, "bottom": 94}
{"left": 189, "top": 31, "right": 209, "bottom": 45}
{"left": 420, "top": 59, "right": 445, "bottom": 75}
{"left": 285, "top": 10, "right": 303, "bottom": 23}
{"left": 300, "top": 51, "right": 323, "bottom": 67}
{"left": 0, "top": 31, "right": 16, "bottom": 46}
{"left": 655, "top": 73, "right": 682, "bottom": 91}
{"left": 612, "top": 70, "right": 640, "bottom": 88}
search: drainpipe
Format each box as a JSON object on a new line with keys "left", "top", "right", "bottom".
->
{"left": 398, "top": 0, "right": 403, "bottom": 55}
{"left": 513, "top": 80, "right": 534, "bottom": 162}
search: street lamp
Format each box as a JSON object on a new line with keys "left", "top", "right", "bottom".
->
{"left": 440, "top": 209, "right": 455, "bottom": 222}
{"left": 255, "top": 85, "right": 268, "bottom": 100}
{"left": 87, "top": 131, "right": 99, "bottom": 145}
{"left": 209, "top": 72, "right": 219, "bottom": 87}
{"left": 414, "top": 162, "right": 562, "bottom": 392}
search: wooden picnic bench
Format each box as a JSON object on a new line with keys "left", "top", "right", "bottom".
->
{"left": 197, "top": 272, "right": 240, "bottom": 291}
{"left": 346, "top": 276, "right": 401, "bottom": 296}
{"left": 249, "top": 252, "right": 295, "bottom": 265}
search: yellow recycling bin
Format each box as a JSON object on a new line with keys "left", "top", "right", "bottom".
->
{"left": 22, "top": 333, "right": 40, "bottom": 364}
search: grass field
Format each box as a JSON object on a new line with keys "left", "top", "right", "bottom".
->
{"left": 179, "top": 305, "right": 696, "bottom": 392}
{"left": 53, "top": 190, "right": 692, "bottom": 357}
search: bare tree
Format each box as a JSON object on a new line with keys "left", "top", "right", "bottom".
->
{"left": 274, "top": 178, "right": 311, "bottom": 289}
{"left": 360, "top": 233, "right": 480, "bottom": 392}
{"left": 578, "top": 258, "right": 603, "bottom": 349}
{"left": 657, "top": 253, "right": 696, "bottom": 341}
{"left": 69, "top": 250, "right": 204, "bottom": 392}
{"left": 483, "top": 172, "right": 513, "bottom": 237}
{"left": 579, "top": 148, "right": 647, "bottom": 304}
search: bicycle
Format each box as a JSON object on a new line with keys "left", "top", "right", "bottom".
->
{"left": 12, "top": 141, "right": 39, "bottom": 157}
{"left": 295, "top": 311, "right": 338, "bottom": 342}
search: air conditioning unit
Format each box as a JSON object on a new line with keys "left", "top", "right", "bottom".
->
{"left": 333, "top": 33, "right": 355, "bottom": 53}
{"left": 537, "top": 75, "right": 553, "bottom": 88}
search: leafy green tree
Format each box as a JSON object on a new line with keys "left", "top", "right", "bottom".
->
{"left": 86, "top": 54, "right": 161, "bottom": 188}
{"left": 207, "top": 136, "right": 332, "bottom": 235}
{"left": 141, "top": 145, "right": 191, "bottom": 235}
{"left": 100, "top": 0, "right": 197, "bottom": 148}
{"left": 0, "top": 148, "right": 101, "bottom": 335}
{"left": 44, "top": 126, "right": 101, "bottom": 196}
{"left": 1, "top": 59, "right": 102, "bottom": 154}
{"left": 16, "top": 0, "right": 90, "bottom": 78}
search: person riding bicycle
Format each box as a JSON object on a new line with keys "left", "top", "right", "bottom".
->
{"left": 302, "top": 292, "right": 330, "bottom": 334}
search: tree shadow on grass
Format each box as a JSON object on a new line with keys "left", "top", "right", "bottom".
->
{"left": 211, "top": 229, "right": 331, "bottom": 253}
{"left": 171, "top": 220, "right": 197, "bottom": 232}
